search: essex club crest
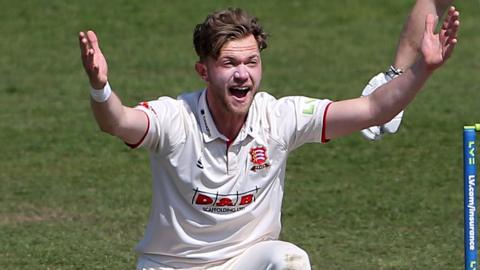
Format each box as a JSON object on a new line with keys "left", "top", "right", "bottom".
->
{"left": 250, "top": 146, "right": 270, "bottom": 172}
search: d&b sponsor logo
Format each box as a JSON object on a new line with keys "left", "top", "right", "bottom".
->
{"left": 192, "top": 186, "right": 260, "bottom": 214}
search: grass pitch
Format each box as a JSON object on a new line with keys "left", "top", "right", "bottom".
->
{"left": 1, "top": 0, "right": 479, "bottom": 269}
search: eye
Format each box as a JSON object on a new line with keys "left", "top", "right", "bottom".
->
{"left": 223, "top": 61, "right": 234, "bottom": 67}
{"left": 221, "top": 58, "right": 236, "bottom": 67}
{"left": 247, "top": 57, "right": 259, "bottom": 67}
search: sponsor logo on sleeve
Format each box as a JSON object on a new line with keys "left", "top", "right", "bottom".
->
{"left": 302, "top": 98, "right": 318, "bottom": 115}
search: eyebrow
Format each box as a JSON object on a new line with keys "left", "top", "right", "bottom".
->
{"left": 219, "top": 54, "right": 259, "bottom": 62}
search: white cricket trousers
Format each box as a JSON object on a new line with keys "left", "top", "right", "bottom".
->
{"left": 136, "top": 240, "right": 311, "bottom": 270}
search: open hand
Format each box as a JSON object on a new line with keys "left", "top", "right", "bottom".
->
{"left": 421, "top": 6, "right": 460, "bottom": 71}
{"left": 79, "top": 31, "right": 108, "bottom": 89}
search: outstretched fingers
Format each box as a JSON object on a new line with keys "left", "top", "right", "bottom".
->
{"left": 79, "top": 31, "right": 88, "bottom": 57}
{"left": 442, "top": 8, "right": 460, "bottom": 38}
{"left": 442, "top": 30, "right": 458, "bottom": 61}
{"left": 78, "top": 30, "right": 108, "bottom": 88}
{"left": 441, "top": 7, "right": 460, "bottom": 60}
{"left": 442, "top": 6, "right": 460, "bottom": 30}
{"left": 79, "top": 30, "right": 99, "bottom": 75}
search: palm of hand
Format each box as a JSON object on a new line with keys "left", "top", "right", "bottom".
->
{"left": 89, "top": 50, "right": 108, "bottom": 88}
{"left": 421, "top": 8, "right": 459, "bottom": 71}
{"left": 79, "top": 31, "right": 109, "bottom": 89}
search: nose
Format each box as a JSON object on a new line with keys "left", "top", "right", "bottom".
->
{"left": 233, "top": 65, "right": 249, "bottom": 82}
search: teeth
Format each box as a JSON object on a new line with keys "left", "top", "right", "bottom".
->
{"left": 231, "top": 87, "right": 250, "bottom": 91}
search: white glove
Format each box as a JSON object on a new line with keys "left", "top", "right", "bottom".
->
{"left": 360, "top": 66, "right": 403, "bottom": 141}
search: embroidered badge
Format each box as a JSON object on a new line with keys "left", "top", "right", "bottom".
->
{"left": 250, "top": 146, "right": 270, "bottom": 172}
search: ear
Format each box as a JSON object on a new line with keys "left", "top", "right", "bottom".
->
{"left": 195, "top": 62, "right": 209, "bottom": 82}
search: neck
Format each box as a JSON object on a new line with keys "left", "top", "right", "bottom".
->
{"left": 206, "top": 93, "right": 247, "bottom": 142}
{"left": 211, "top": 109, "right": 247, "bottom": 142}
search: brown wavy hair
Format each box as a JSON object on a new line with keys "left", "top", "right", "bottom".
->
{"left": 193, "top": 8, "right": 268, "bottom": 62}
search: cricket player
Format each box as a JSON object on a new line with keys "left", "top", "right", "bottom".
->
{"left": 361, "top": 0, "right": 455, "bottom": 140}
{"left": 79, "top": 6, "right": 459, "bottom": 270}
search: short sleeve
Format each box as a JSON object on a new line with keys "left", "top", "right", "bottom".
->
{"left": 129, "top": 97, "right": 186, "bottom": 154}
{"left": 272, "top": 96, "right": 332, "bottom": 151}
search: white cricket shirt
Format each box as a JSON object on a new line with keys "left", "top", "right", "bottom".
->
{"left": 131, "top": 89, "right": 332, "bottom": 267}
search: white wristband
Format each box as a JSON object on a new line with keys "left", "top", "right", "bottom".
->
{"left": 90, "top": 82, "right": 112, "bottom": 103}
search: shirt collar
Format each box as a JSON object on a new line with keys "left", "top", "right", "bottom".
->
{"left": 197, "top": 89, "right": 259, "bottom": 144}
{"left": 197, "top": 89, "right": 228, "bottom": 143}
{"left": 236, "top": 101, "right": 259, "bottom": 143}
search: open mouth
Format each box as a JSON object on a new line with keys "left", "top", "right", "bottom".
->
{"left": 228, "top": 86, "right": 251, "bottom": 99}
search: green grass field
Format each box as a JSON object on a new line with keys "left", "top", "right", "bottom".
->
{"left": 1, "top": 0, "right": 479, "bottom": 269}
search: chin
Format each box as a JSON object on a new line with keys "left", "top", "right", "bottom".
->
{"left": 228, "top": 104, "right": 251, "bottom": 116}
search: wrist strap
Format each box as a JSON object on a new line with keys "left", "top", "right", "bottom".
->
{"left": 385, "top": 65, "right": 403, "bottom": 80}
{"left": 90, "top": 82, "right": 112, "bottom": 103}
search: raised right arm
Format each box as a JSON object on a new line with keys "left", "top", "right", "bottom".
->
{"left": 79, "top": 31, "right": 148, "bottom": 145}
{"left": 393, "top": 0, "right": 454, "bottom": 71}
{"left": 326, "top": 12, "right": 459, "bottom": 140}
